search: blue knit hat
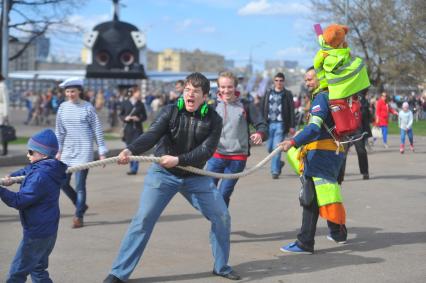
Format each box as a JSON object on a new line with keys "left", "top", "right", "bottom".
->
{"left": 27, "top": 129, "right": 59, "bottom": 157}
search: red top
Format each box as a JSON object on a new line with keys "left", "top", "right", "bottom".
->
{"left": 375, "top": 97, "right": 397, "bottom": 126}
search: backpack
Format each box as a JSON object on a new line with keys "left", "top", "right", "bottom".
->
{"left": 328, "top": 95, "right": 362, "bottom": 138}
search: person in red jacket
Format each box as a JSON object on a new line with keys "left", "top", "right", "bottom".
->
{"left": 375, "top": 92, "right": 398, "bottom": 148}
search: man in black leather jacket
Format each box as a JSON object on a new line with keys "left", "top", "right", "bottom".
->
{"left": 104, "top": 73, "right": 241, "bottom": 283}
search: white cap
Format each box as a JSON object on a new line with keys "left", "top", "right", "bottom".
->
{"left": 59, "top": 77, "right": 84, "bottom": 89}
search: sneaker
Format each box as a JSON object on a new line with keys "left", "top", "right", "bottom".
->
{"left": 127, "top": 171, "right": 137, "bottom": 175}
{"left": 103, "top": 274, "right": 125, "bottom": 283}
{"left": 72, "top": 217, "right": 84, "bottom": 229}
{"left": 280, "top": 242, "right": 313, "bottom": 254}
{"left": 410, "top": 145, "right": 414, "bottom": 152}
{"left": 400, "top": 144, "right": 404, "bottom": 154}
{"left": 362, "top": 173, "right": 369, "bottom": 180}
{"left": 326, "top": 235, "right": 347, "bottom": 244}
{"left": 212, "top": 270, "right": 241, "bottom": 281}
{"left": 384, "top": 143, "right": 389, "bottom": 149}
{"left": 272, "top": 174, "right": 279, "bottom": 179}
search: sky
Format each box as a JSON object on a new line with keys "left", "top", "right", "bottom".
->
{"left": 46, "top": 0, "right": 319, "bottom": 70}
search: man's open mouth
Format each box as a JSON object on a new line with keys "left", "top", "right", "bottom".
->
{"left": 186, "top": 99, "right": 195, "bottom": 106}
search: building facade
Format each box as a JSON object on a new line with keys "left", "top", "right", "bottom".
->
{"left": 156, "top": 48, "right": 224, "bottom": 72}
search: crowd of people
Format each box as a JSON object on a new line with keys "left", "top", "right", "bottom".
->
{"left": 0, "top": 22, "right": 425, "bottom": 281}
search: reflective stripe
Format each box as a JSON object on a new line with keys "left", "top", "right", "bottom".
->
{"left": 333, "top": 57, "right": 357, "bottom": 75}
{"left": 313, "top": 177, "right": 343, "bottom": 206}
{"left": 309, "top": 115, "right": 323, "bottom": 127}
{"left": 328, "top": 61, "right": 365, "bottom": 84}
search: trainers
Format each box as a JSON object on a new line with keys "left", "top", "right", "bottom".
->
{"left": 212, "top": 270, "right": 241, "bottom": 281}
{"left": 384, "top": 143, "right": 389, "bottom": 149}
{"left": 72, "top": 217, "right": 84, "bottom": 229}
{"left": 272, "top": 174, "right": 279, "bottom": 179}
{"left": 280, "top": 242, "right": 313, "bottom": 254}
{"left": 410, "top": 145, "right": 414, "bottom": 152}
{"left": 103, "top": 274, "right": 125, "bottom": 283}
{"left": 362, "top": 173, "right": 369, "bottom": 180}
{"left": 400, "top": 144, "right": 404, "bottom": 154}
{"left": 326, "top": 235, "right": 347, "bottom": 244}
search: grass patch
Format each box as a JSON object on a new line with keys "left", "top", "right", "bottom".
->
{"left": 388, "top": 119, "right": 426, "bottom": 136}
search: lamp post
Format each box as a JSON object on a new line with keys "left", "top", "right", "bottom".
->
{"left": 2, "top": 0, "right": 10, "bottom": 78}
{"left": 248, "top": 42, "right": 265, "bottom": 74}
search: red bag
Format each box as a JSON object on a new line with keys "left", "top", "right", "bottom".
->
{"left": 329, "top": 96, "right": 361, "bottom": 138}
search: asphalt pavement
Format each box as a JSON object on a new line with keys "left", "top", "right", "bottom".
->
{"left": 1, "top": 107, "right": 425, "bottom": 283}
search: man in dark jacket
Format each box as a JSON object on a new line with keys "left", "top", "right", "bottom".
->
{"left": 0, "top": 129, "right": 67, "bottom": 283}
{"left": 261, "top": 72, "right": 295, "bottom": 179}
{"left": 104, "top": 73, "right": 241, "bottom": 283}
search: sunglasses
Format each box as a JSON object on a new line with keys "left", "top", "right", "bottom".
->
{"left": 28, "top": 150, "right": 34, "bottom": 156}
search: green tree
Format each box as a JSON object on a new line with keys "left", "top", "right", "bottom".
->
{"left": 310, "top": 0, "right": 426, "bottom": 92}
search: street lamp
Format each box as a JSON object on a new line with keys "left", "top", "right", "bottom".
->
{"left": 248, "top": 41, "right": 265, "bottom": 74}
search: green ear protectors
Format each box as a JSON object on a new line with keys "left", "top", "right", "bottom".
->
{"left": 176, "top": 96, "right": 208, "bottom": 118}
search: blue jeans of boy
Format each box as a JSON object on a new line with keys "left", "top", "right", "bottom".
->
{"left": 267, "top": 122, "right": 285, "bottom": 176}
{"left": 207, "top": 157, "right": 247, "bottom": 207}
{"left": 7, "top": 233, "right": 57, "bottom": 283}
{"left": 61, "top": 169, "right": 89, "bottom": 218}
{"left": 110, "top": 164, "right": 232, "bottom": 281}
{"left": 400, "top": 128, "right": 414, "bottom": 145}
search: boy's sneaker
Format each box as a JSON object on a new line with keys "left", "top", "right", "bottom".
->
{"left": 280, "top": 242, "right": 313, "bottom": 254}
{"left": 326, "top": 235, "right": 347, "bottom": 244}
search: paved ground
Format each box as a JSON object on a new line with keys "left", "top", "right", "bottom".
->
{"left": 1, "top": 108, "right": 425, "bottom": 282}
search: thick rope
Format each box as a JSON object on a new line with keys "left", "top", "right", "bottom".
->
{"left": 0, "top": 147, "right": 283, "bottom": 186}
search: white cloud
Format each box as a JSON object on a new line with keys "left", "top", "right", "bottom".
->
{"left": 199, "top": 26, "right": 217, "bottom": 33}
{"left": 63, "top": 14, "right": 110, "bottom": 33}
{"left": 238, "top": 0, "right": 309, "bottom": 16}
{"left": 175, "top": 18, "right": 217, "bottom": 34}
{"left": 175, "top": 18, "right": 196, "bottom": 31}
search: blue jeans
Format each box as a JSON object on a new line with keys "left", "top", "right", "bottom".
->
{"left": 126, "top": 142, "right": 139, "bottom": 173}
{"left": 207, "top": 157, "right": 247, "bottom": 207}
{"left": 380, "top": 126, "right": 388, "bottom": 144}
{"left": 110, "top": 164, "right": 232, "bottom": 281}
{"left": 61, "top": 169, "right": 89, "bottom": 218}
{"left": 266, "top": 122, "right": 285, "bottom": 175}
{"left": 7, "top": 233, "right": 57, "bottom": 283}
{"left": 400, "top": 128, "right": 414, "bottom": 145}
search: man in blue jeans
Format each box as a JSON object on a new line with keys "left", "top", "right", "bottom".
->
{"left": 103, "top": 73, "right": 241, "bottom": 283}
{"left": 260, "top": 72, "right": 295, "bottom": 179}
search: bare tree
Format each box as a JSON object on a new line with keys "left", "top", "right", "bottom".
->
{"left": 0, "top": 0, "right": 84, "bottom": 66}
{"left": 310, "top": 0, "right": 426, "bottom": 92}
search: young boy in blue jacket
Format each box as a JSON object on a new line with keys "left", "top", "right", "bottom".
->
{"left": 0, "top": 129, "right": 67, "bottom": 283}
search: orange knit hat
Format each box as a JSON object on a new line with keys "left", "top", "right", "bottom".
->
{"left": 323, "top": 24, "right": 349, "bottom": 48}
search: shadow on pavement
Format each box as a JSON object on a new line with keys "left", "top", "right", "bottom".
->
{"left": 84, "top": 213, "right": 203, "bottom": 227}
{"left": 128, "top": 226, "right": 426, "bottom": 282}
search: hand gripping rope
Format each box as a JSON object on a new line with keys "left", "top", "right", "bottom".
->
{"left": 0, "top": 147, "right": 284, "bottom": 186}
